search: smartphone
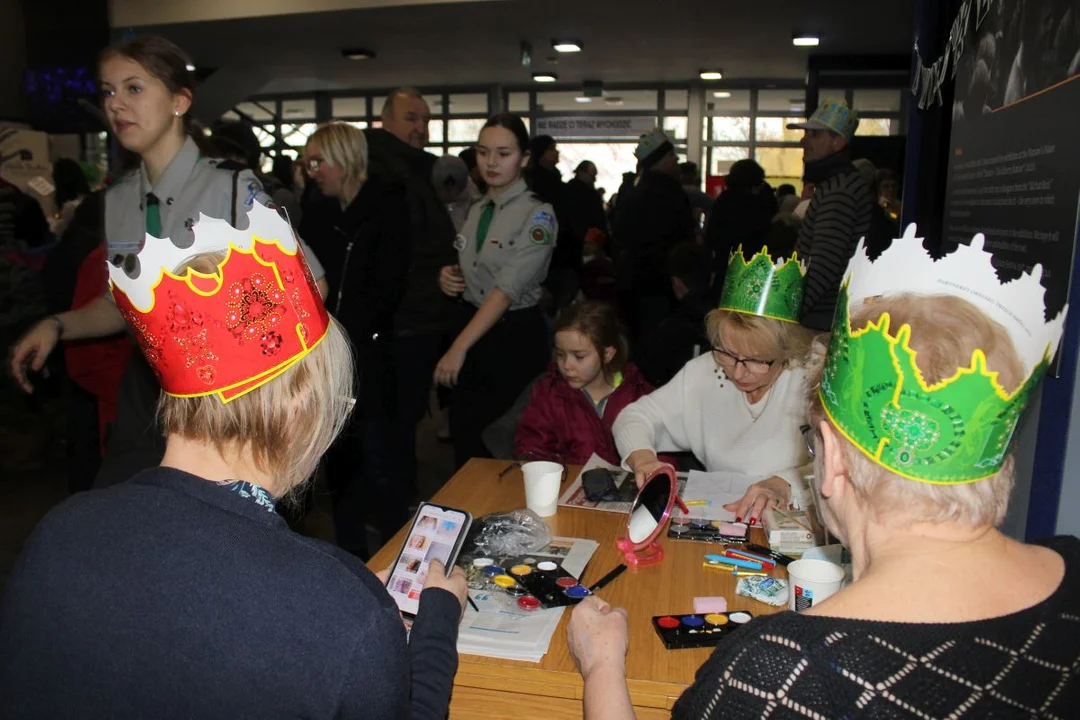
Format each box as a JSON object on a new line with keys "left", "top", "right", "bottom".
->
{"left": 385, "top": 502, "right": 473, "bottom": 620}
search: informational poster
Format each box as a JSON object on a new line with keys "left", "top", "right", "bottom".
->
{"left": 943, "top": 0, "right": 1080, "bottom": 320}
{"left": 534, "top": 115, "right": 656, "bottom": 139}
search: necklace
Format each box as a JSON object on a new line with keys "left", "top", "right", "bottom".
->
{"left": 742, "top": 387, "right": 774, "bottom": 422}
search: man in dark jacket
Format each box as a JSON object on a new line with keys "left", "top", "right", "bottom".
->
{"left": 564, "top": 161, "right": 608, "bottom": 250}
{"left": 787, "top": 100, "right": 872, "bottom": 330}
{"left": 364, "top": 87, "right": 458, "bottom": 506}
{"left": 704, "top": 159, "right": 778, "bottom": 295}
{"left": 614, "top": 128, "right": 696, "bottom": 341}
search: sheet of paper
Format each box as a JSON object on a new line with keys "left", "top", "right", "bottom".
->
{"left": 457, "top": 537, "right": 599, "bottom": 662}
{"left": 677, "top": 470, "right": 763, "bottom": 522}
{"left": 558, "top": 453, "right": 636, "bottom": 514}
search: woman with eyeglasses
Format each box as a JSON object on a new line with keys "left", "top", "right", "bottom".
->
{"left": 612, "top": 271, "right": 815, "bottom": 524}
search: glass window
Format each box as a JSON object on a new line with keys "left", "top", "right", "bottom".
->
{"left": 664, "top": 89, "right": 689, "bottom": 111}
{"left": 555, "top": 142, "right": 638, "bottom": 201}
{"left": 706, "top": 90, "right": 750, "bottom": 113}
{"left": 219, "top": 110, "right": 240, "bottom": 122}
{"left": 333, "top": 96, "right": 368, "bottom": 118}
{"left": 235, "top": 102, "right": 275, "bottom": 122}
{"left": 428, "top": 119, "right": 445, "bottom": 144}
{"left": 757, "top": 89, "right": 806, "bottom": 114}
{"left": 755, "top": 147, "right": 804, "bottom": 181}
{"left": 447, "top": 146, "right": 471, "bottom": 157}
{"left": 448, "top": 118, "right": 486, "bottom": 143}
{"left": 282, "top": 123, "right": 317, "bottom": 147}
{"left": 855, "top": 118, "right": 893, "bottom": 136}
{"left": 281, "top": 99, "right": 316, "bottom": 120}
{"left": 373, "top": 97, "right": 388, "bottom": 116}
{"left": 708, "top": 146, "right": 750, "bottom": 176}
{"left": 508, "top": 92, "right": 529, "bottom": 113}
{"left": 346, "top": 120, "right": 368, "bottom": 130}
{"left": 755, "top": 117, "right": 807, "bottom": 143}
{"left": 448, "top": 93, "right": 489, "bottom": 114}
{"left": 663, "top": 117, "right": 688, "bottom": 143}
{"left": 710, "top": 116, "right": 751, "bottom": 142}
{"left": 853, "top": 89, "right": 902, "bottom": 113}
{"left": 252, "top": 125, "right": 277, "bottom": 148}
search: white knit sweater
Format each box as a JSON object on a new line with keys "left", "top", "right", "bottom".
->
{"left": 613, "top": 353, "right": 811, "bottom": 489}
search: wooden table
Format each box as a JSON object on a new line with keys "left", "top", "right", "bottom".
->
{"left": 370, "top": 459, "right": 786, "bottom": 719}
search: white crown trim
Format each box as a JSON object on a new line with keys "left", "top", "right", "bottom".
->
{"left": 845, "top": 224, "right": 1068, "bottom": 375}
{"left": 109, "top": 203, "right": 298, "bottom": 312}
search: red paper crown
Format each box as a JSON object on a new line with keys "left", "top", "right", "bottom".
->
{"left": 109, "top": 204, "right": 330, "bottom": 403}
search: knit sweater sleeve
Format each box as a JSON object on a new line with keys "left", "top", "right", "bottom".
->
{"left": 799, "top": 179, "right": 865, "bottom": 320}
{"left": 405, "top": 588, "right": 462, "bottom": 720}
{"left": 612, "top": 361, "right": 693, "bottom": 465}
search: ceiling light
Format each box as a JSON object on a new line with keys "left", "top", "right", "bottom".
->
{"left": 713, "top": 91, "right": 732, "bottom": 99}
{"left": 552, "top": 40, "right": 583, "bottom": 53}
{"left": 342, "top": 49, "right": 376, "bottom": 60}
{"left": 605, "top": 97, "right": 624, "bottom": 106}
{"left": 575, "top": 96, "right": 591, "bottom": 103}
{"left": 699, "top": 70, "right": 724, "bottom": 81}
{"left": 792, "top": 34, "right": 820, "bottom": 47}
{"left": 533, "top": 72, "right": 558, "bottom": 83}
{"left": 185, "top": 64, "right": 196, "bottom": 72}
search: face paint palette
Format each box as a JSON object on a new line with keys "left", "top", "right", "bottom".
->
{"left": 652, "top": 611, "right": 754, "bottom": 649}
{"left": 667, "top": 515, "right": 750, "bottom": 543}
{"left": 465, "top": 555, "right": 590, "bottom": 609}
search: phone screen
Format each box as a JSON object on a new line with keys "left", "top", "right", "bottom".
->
{"left": 386, "top": 504, "right": 470, "bottom": 618}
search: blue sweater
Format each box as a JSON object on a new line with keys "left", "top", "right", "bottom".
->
{"left": 0, "top": 468, "right": 461, "bottom": 719}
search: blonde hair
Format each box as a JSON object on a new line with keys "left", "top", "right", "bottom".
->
{"left": 705, "top": 309, "right": 815, "bottom": 366}
{"left": 807, "top": 294, "right": 1026, "bottom": 527}
{"left": 159, "top": 253, "right": 355, "bottom": 499}
{"left": 306, "top": 122, "right": 368, "bottom": 206}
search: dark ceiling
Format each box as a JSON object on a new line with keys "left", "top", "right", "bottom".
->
{"left": 139, "top": 0, "right": 917, "bottom": 95}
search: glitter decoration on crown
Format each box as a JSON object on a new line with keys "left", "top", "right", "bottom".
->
{"left": 718, "top": 245, "right": 806, "bottom": 323}
{"left": 820, "top": 225, "right": 1067, "bottom": 484}
{"left": 109, "top": 203, "right": 330, "bottom": 403}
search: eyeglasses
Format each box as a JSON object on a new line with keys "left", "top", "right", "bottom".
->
{"left": 712, "top": 348, "right": 776, "bottom": 375}
{"left": 304, "top": 156, "right": 325, "bottom": 173}
{"left": 801, "top": 424, "right": 815, "bottom": 458}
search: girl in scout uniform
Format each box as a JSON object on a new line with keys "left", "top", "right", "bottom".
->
{"left": 435, "top": 113, "right": 556, "bottom": 468}
{"left": 9, "top": 35, "right": 326, "bottom": 487}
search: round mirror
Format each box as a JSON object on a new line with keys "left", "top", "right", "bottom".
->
{"left": 626, "top": 469, "right": 674, "bottom": 546}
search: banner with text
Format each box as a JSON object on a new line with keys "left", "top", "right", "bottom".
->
{"left": 943, "top": 0, "right": 1079, "bottom": 320}
{"left": 534, "top": 116, "right": 657, "bottom": 139}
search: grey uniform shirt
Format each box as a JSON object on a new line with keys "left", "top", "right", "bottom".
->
{"left": 455, "top": 179, "right": 556, "bottom": 311}
{"left": 104, "top": 136, "right": 325, "bottom": 279}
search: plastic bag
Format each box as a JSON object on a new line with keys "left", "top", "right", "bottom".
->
{"left": 462, "top": 508, "right": 552, "bottom": 558}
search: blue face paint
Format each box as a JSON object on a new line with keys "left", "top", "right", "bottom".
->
{"left": 564, "top": 584, "right": 589, "bottom": 599}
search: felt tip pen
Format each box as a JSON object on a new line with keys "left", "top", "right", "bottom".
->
{"left": 744, "top": 543, "right": 796, "bottom": 567}
{"left": 589, "top": 564, "right": 628, "bottom": 593}
{"left": 467, "top": 595, "right": 480, "bottom": 612}
{"left": 702, "top": 560, "right": 739, "bottom": 572}
{"left": 733, "top": 571, "right": 768, "bottom": 577}
{"left": 724, "top": 549, "right": 776, "bottom": 570}
{"left": 683, "top": 500, "right": 712, "bottom": 507}
{"left": 705, "top": 554, "right": 763, "bottom": 571}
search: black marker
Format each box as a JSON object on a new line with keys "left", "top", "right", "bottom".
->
{"left": 588, "top": 564, "right": 628, "bottom": 593}
{"left": 743, "top": 543, "right": 795, "bottom": 567}
{"left": 467, "top": 594, "right": 480, "bottom": 612}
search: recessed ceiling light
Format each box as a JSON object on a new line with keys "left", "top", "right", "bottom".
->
{"left": 605, "top": 97, "right": 624, "bottom": 106}
{"left": 342, "top": 49, "right": 377, "bottom": 60}
{"left": 699, "top": 69, "right": 724, "bottom": 81}
{"left": 533, "top": 72, "right": 558, "bottom": 83}
{"left": 185, "top": 64, "right": 196, "bottom": 72}
{"left": 792, "top": 34, "right": 820, "bottom": 47}
{"left": 575, "top": 96, "right": 591, "bottom": 103}
{"left": 713, "top": 91, "right": 732, "bottom": 99}
{"left": 552, "top": 40, "right": 583, "bottom": 53}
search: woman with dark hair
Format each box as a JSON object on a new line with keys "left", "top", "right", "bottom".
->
{"left": 8, "top": 35, "right": 328, "bottom": 488}
{"left": 704, "top": 158, "right": 778, "bottom": 290}
{"left": 435, "top": 113, "right": 557, "bottom": 467}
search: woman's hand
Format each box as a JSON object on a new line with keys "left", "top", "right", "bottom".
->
{"left": 433, "top": 345, "right": 467, "bottom": 388}
{"left": 567, "top": 597, "right": 629, "bottom": 680}
{"left": 438, "top": 264, "right": 466, "bottom": 297}
{"left": 626, "top": 449, "right": 665, "bottom": 488}
{"left": 724, "top": 475, "right": 792, "bottom": 525}
{"left": 9, "top": 317, "right": 61, "bottom": 393}
{"left": 422, "top": 559, "right": 469, "bottom": 618}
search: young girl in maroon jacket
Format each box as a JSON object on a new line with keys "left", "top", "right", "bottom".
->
{"left": 514, "top": 301, "right": 653, "bottom": 465}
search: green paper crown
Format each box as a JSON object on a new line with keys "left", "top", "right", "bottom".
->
{"left": 718, "top": 246, "right": 806, "bottom": 323}
{"left": 820, "top": 283, "right": 1048, "bottom": 485}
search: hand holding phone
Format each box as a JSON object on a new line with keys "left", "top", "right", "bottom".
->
{"left": 423, "top": 559, "right": 469, "bottom": 617}
{"left": 385, "top": 503, "right": 473, "bottom": 620}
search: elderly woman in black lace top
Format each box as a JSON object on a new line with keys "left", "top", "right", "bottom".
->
{"left": 565, "top": 290, "right": 1079, "bottom": 719}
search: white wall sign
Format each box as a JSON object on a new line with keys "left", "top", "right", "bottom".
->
{"left": 534, "top": 116, "right": 656, "bottom": 139}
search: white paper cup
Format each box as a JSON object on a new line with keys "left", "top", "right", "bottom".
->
{"left": 786, "top": 558, "right": 845, "bottom": 612}
{"left": 522, "top": 461, "right": 563, "bottom": 517}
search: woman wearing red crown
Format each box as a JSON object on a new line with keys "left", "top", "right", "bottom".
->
{"left": 0, "top": 205, "right": 469, "bottom": 716}
{"left": 8, "top": 36, "right": 328, "bottom": 488}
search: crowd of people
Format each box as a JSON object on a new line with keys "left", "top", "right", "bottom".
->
{"left": 0, "top": 32, "right": 1076, "bottom": 719}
